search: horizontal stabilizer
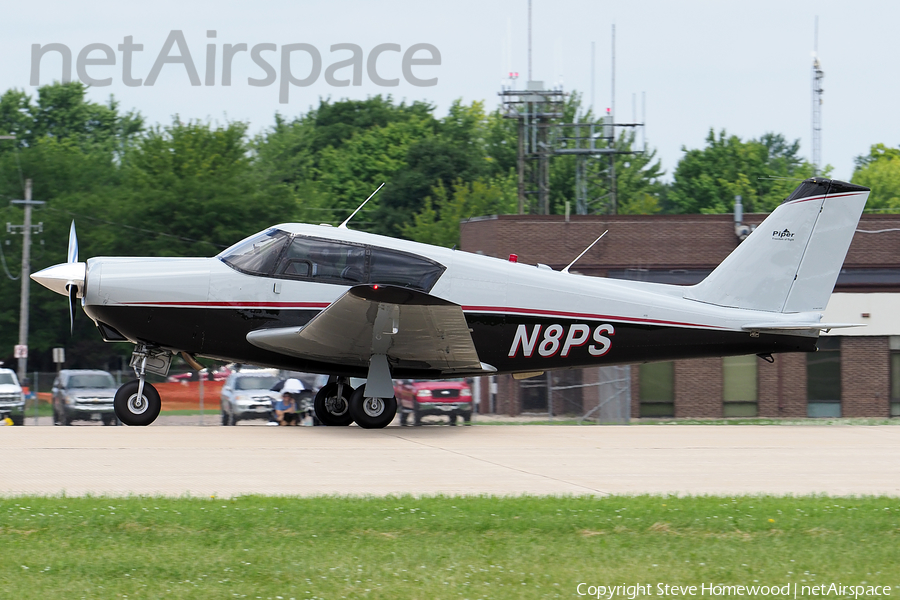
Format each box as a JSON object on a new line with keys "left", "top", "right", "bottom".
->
{"left": 741, "top": 322, "right": 864, "bottom": 331}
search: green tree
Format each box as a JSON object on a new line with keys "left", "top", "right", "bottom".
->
{"left": 0, "top": 82, "right": 142, "bottom": 154}
{"left": 851, "top": 144, "right": 900, "bottom": 212}
{"left": 358, "top": 99, "right": 499, "bottom": 236}
{"left": 0, "top": 83, "right": 143, "bottom": 370}
{"left": 253, "top": 96, "right": 441, "bottom": 230}
{"left": 401, "top": 175, "right": 517, "bottom": 247}
{"left": 313, "top": 115, "right": 438, "bottom": 230}
{"left": 669, "top": 129, "right": 817, "bottom": 214}
{"left": 117, "top": 119, "right": 295, "bottom": 257}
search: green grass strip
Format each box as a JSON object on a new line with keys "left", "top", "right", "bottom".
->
{"left": 1, "top": 495, "right": 898, "bottom": 599}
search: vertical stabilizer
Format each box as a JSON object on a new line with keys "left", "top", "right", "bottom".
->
{"left": 684, "top": 178, "right": 869, "bottom": 313}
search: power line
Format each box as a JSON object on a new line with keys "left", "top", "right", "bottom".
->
{"left": 43, "top": 206, "right": 232, "bottom": 249}
{"left": 0, "top": 238, "right": 20, "bottom": 280}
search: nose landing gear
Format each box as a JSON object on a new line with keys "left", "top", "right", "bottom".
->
{"left": 114, "top": 345, "right": 168, "bottom": 426}
{"left": 114, "top": 379, "right": 161, "bottom": 426}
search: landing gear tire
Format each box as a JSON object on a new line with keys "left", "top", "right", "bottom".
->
{"left": 314, "top": 382, "right": 354, "bottom": 426}
{"left": 349, "top": 385, "right": 397, "bottom": 429}
{"left": 114, "top": 380, "right": 161, "bottom": 426}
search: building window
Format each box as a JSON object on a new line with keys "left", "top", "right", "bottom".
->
{"left": 520, "top": 376, "right": 548, "bottom": 412}
{"left": 640, "top": 361, "right": 674, "bottom": 418}
{"left": 723, "top": 355, "right": 758, "bottom": 417}
{"left": 807, "top": 336, "right": 841, "bottom": 417}
{"left": 890, "top": 337, "right": 900, "bottom": 418}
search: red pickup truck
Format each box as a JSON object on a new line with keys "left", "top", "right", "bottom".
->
{"left": 395, "top": 379, "right": 473, "bottom": 426}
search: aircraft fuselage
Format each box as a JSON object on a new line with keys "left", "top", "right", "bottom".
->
{"left": 81, "top": 224, "right": 817, "bottom": 379}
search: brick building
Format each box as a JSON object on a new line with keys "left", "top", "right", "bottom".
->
{"left": 459, "top": 213, "right": 900, "bottom": 420}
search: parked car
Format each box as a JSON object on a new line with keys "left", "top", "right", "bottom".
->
{"left": 52, "top": 370, "right": 118, "bottom": 426}
{"left": 395, "top": 379, "right": 473, "bottom": 426}
{"left": 0, "top": 368, "right": 25, "bottom": 426}
{"left": 220, "top": 369, "right": 281, "bottom": 425}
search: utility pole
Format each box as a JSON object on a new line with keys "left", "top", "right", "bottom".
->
{"left": 9, "top": 179, "right": 44, "bottom": 384}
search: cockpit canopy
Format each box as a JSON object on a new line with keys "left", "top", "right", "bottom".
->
{"left": 218, "top": 228, "right": 446, "bottom": 293}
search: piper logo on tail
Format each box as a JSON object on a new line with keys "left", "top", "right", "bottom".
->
{"left": 772, "top": 228, "right": 795, "bottom": 240}
{"left": 508, "top": 323, "right": 614, "bottom": 358}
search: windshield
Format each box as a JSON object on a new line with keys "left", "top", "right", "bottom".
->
{"left": 235, "top": 376, "right": 280, "bottom": 391}
{"left": 0, "top": 373, "right": 17, "bottom": 385}
{"left": 68, "top": 373, "right": 115, "bottom": 389}
{"left": 219, "top": 229, "right": 289, "bottom": 276}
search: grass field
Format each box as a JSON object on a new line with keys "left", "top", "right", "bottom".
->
{"left": 1, "top": 495, "right": 898, "bottom": 599}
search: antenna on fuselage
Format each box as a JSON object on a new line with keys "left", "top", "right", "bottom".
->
{"left": 561, "top": 230, "right": 608, "bottom": 274}
{"left": 339, "top": 182, "right": 385, "bottom": 229}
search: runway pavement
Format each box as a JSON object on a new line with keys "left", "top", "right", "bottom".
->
{"left": 2, "top": 423, "right": 899, "bottom": 497}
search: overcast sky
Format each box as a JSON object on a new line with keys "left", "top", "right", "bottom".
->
{"left": 2, "top": 0, "right": 896, "bottom": 182}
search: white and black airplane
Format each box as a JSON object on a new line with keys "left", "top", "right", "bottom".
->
{"left": 31, "top": 177, "right": 869, "bottom": 428}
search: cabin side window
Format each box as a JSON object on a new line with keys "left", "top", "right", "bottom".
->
{"left": 368, "top": 247, "right": 445, "bottom": 292}
{"left": 275, "top": 237, "right": 367, "bottom": 285}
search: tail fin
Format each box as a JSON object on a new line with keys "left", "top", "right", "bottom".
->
{"left": 684, "top": 178, "right": 869, "bottom": 313}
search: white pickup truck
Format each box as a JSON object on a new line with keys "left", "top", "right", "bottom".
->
{"left": 0, "top": 368, "right": 25, "bottom": 425}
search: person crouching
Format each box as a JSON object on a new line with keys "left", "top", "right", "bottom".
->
{"left": 275, "top": 391, "right": 299, "bottom": 426}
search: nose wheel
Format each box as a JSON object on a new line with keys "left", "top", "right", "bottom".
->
{"left": 115, "top": 345, "right": 165, "bottom": 426}
{"left": 114, "top": 380, "right": 161, "bottom": 426}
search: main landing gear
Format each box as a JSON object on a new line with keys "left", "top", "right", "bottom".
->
{"left": 114, "top": 345, "right": 164, "bottom": 426}
{"left": 313, "top": 377, "right": 397, "bottom": 429}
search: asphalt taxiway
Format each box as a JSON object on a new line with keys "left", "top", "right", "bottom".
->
{"left": 2, "top": 424, "right": 899, "bottom": 497}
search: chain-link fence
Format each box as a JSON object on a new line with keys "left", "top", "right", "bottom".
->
{"left": 513, "top": 366, "right": 631, "bottom": 423}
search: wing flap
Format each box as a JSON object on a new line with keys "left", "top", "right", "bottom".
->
{"left": 247, "top": 285, "right": 484, "bottom": 373}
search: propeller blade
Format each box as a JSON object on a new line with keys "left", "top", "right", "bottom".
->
{"left": 67, "top": 220, "right": 78, "bottom": 264}
{"left": 68, "top": 284, "right": 78, "bottom": 334}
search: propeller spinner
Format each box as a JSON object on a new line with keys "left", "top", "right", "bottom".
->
{"left": 30, "top": 220, "right": 86, "bottom": 333}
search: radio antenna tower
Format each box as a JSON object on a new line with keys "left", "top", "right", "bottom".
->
{"left": 811, "top": 16, "right": 824, "bottom": 175}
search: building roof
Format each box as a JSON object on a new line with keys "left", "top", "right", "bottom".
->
{"left": 459, "top": 213, "right": 900, "bottom": 292}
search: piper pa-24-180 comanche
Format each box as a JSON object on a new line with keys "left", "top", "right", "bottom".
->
{"left": 32, "top": 177, "right": 869, "bottom": 428}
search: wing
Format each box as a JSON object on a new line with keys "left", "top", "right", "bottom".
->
{"left": 246, "top": 284, "right": 492, "bottom": 374}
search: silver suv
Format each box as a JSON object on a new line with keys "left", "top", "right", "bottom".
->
{"left": 52, "top": 370, "right": 118, "bottom": 426}
{"left": 220, "top": 370, "right": 281, "bottom": 425}
{"left": 0, "top": 368, "right": 25, "bottom": 426}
